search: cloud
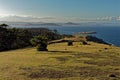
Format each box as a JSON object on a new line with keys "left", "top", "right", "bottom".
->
{"left": 96, "top": 16, "right": 112, "bottom": 21}
{"left": 0, "top": 14, "right": 120, "bottom": 22}
{"left": 0, "top": 14, "right": 57, "bottom": 22}
{"left": 96, "top": 16, "right": 120, "bottom": 22}
{"left": 117, "top": 16, "right": 120, "bottom": 21}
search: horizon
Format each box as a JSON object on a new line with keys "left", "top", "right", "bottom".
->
{"left": 0, "top": 0, "right": 120, "bottom": 23}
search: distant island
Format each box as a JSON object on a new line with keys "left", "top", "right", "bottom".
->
{"left": 1, "top": 21, "right": 120, "bottom": 28}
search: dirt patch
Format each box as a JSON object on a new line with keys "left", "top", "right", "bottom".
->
{"left": 19, "top": 66, "right": 120, "bottom": 79}
{"left": 79, "top": 66, "right": 108, "bottom": 77}
{"left": 52, "top": 56, "right": 73, "bottom": 63}
{"left": 68, "top": 66, "right": 120, "bottom": 80}
{"left": 84, "top": 59, "right": 120, "bottom": 66}
{"left": 72, "top": 52, "right": 120, "bottom": 66}
{"left": 83, "top": 54, "right": 120, "bottom": 66}
{"left": 20, "top": 68, "right": 75, "bottom": 79}
{"left": 72, "top": 53, "right": 106, "bottom": 59}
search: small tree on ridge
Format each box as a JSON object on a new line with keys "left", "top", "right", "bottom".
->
{"left": 30, "top": 36, "right": 48, "bottom": 51}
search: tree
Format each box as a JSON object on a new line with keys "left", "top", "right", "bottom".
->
{"left": 0, "top": 24, "right": 33, "bottom": 51}
{"left": 9, "top": 28, "right": 32, "bottom": 49}
{"left": 53, "top": 29, "right": 58, "bottom": 34}
{"left": 30, "top": 36, "right": 48, "bottom": 51}
{"left": 0, "top": 24, "right": 9, "bottom": 51}
{"left": 0, "top": 23, "right": 9, "bottom": 28}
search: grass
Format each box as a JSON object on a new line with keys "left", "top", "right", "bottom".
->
{"left": 0, "top": 42, "right": 120, "bottom": 80}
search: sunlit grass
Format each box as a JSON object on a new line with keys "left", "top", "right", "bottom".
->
{"left": 0, "top": 42, "right": 120, "bottom": 80}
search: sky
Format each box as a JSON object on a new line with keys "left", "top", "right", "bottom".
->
{"left": 0, "top": 0, "right": 120, "bottom": 22}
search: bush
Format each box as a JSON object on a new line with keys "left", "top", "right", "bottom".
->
{"left": 36, "top": 44, "right": 48, "bottom": 51}
{"left": 30, "top": 36, "right": 48, "bottom": 51}
{"left": 68, "top": 41, "right": 73, "bottom": 46}
{"left": 82, "top": 41, "right": 88, "bottom": 45}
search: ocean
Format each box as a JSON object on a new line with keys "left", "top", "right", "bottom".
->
{"left": 49, "top": 26, "right": 120, "bottom": 47}
{"left": 13, "top": 25, "right": 120, "bottom": 47}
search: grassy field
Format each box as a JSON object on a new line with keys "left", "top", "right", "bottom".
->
{"left": 0, "top": 42, "right": 120, "bottom": 80}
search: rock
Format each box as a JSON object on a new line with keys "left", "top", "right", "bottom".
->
{"left": 82, "top": 41, "right": 88, "bottom": 45}
{"left": 86, "top": 36, "right": 110, "bottom": 45}
{"left": 109, "top": 74, "right": 116, "bottom": 77}
{"left": 104, "top": 48, "right": 108, "bottom": 50}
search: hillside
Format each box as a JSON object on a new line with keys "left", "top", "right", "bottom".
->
{"left": 0, "top": 42, "right": 120, "bottom": 80}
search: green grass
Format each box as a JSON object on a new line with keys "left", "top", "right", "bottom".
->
{"left": 0, "top": 42, "right": 120, "bottom": 80}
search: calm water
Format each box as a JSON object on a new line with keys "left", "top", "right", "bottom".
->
{"left": 13, "top": 25, "right": 120, "bottom": 47}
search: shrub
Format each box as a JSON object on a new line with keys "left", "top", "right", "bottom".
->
{"left": 68, "top": 41, "right": 73, "bottom": 46}
{"left": 30, "top": 36, "right": 48, "bottom": 51}
{"left": 82, "top": 41, "right": 88, "bottom": 45}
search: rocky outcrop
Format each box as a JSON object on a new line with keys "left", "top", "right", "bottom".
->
{"left": 86, "top": 36, "right": 110, "bottom": 45}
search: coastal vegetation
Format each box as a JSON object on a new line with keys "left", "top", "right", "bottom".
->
{"left": 0, "top": 24, "right": 60, "bottom": 51}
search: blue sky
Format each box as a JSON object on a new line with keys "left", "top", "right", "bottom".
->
{"left": 0, "top": 0, "right": 120, "bottom": 22}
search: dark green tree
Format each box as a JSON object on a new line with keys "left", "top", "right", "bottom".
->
{"left": 53, "top": 29, "right": 58, "bottom": 34}
{"left": 0, "top": 24, "right": 9, "bottom": 51}
{"left": 0, "top": 23, "right": 8, "bottom": 28}
{"left": 30, "top": 36, "right": 48, "bottom": 51}
{"left": 9, "top": 28, "right": 32, "bottom": 49}
{"left": 0, "top": 24, "right": 33, "bottom": 51}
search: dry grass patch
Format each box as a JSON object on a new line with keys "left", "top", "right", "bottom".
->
{"left": 20, "top": 67, "right": 75, "bottom": 79}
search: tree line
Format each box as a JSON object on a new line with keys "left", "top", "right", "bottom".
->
{"left": 0, "top": 24, "right": 61, "bottom": 51}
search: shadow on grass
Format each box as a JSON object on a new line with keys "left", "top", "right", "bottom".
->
{"left": 51, "top": 56, "right": 73, "bottom": 63}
